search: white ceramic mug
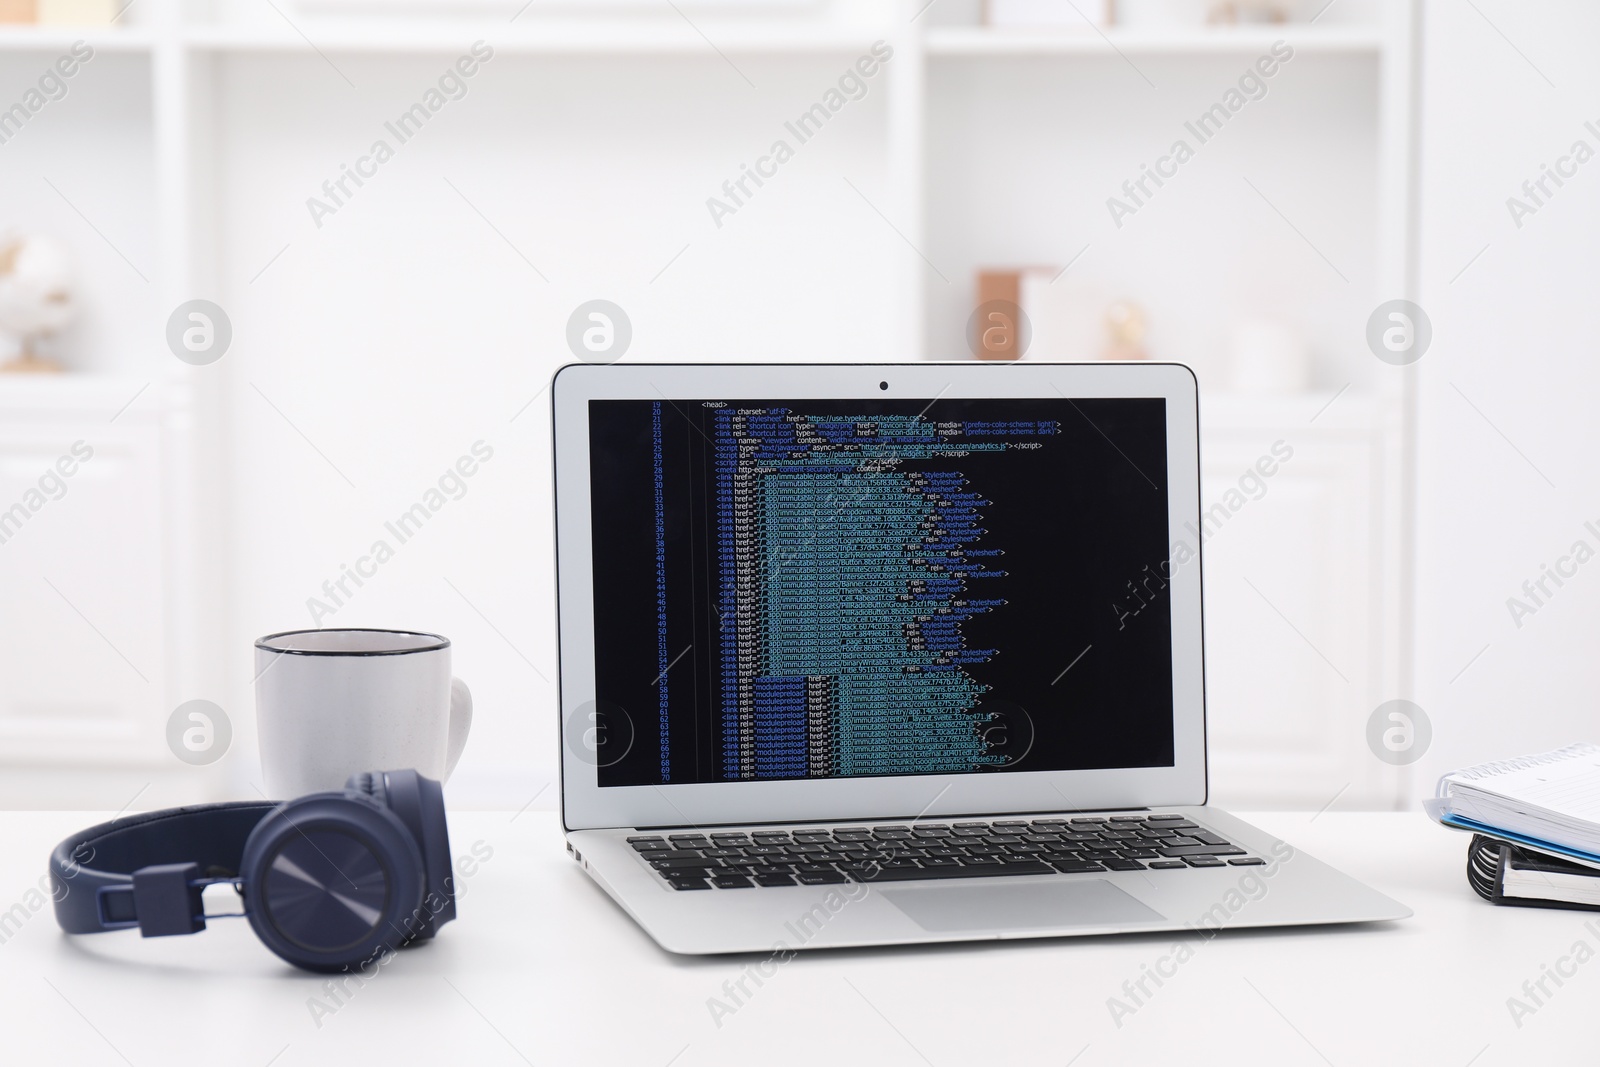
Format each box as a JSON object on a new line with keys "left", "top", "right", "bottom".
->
{"left": 255, "top": 628, "right": 472, "bottom": 798}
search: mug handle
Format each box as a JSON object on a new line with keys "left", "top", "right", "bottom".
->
{"left": 445, "top": 677, "right": 473, "bottom": 780}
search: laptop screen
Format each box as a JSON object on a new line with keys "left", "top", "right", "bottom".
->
{"left": 587, "top": 397, "right": 1175, "bottom": 788}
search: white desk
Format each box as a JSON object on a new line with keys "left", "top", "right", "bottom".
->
{"left": 0, "top": 810, "right": 1589, "bottom": 1065}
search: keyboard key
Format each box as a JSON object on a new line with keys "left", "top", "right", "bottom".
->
{"left": 796, "top": 864, "right": 839, "bottom": 874}
{"left": 852, "top": 861, "right": 1055, "bottom": 882}
{"left": 1101, "top": 858, "right": 1146, "bottom": 871}
{"left": 1165, "top": 821, "right": 1199, "bottom": 831}
{"left": 669, "top": 834, "right": 709, "bottom": 844}
{"left": 1005, "top": 843, "right": 1046, "bottom": 854}
{"left": 793, "top": 832, "right": 832, "bottom": 844}
{"left": 1147, "top": 860, "right": 1187, "bottom": 869}
{"left": 668, "top": 878, "right": 711, "bottom": 890}
{"left": 833, "top": 827, "right": 869, "bottom": 835}
{"left": 1120, "top": 849, "right": 1160, "bottom": 860}
{"left": 1108, "top": 816, "right": 1146, "bottom": 823}
{"left": 653, "top": 856, "right": 714, "bottom": 869}
{"left": 912, "top": 828, "right": 953, "bottom": 838}
{"left": 630, "top": 840, "right": 671, "bottom": 852}
{"left": 1146, "top": 814, "right": 1185, "bottom": 822}
{"left": 992, "top": 821, "right": 1029, "bottom": 828}
{"left": 796, "top": 871, "right": 848, "bottom": 885}
{"left": 1227, "top": 857, "right": 1265, "bottom": 866}
{"left": 745, "top": 845, "right": 788, "bottom": 857}
{"left": 873, "top": 830, "right": 913, "bottom": 840}
{"left": 1160, "top": 844, "right": 1246, "bottom": 858}
{"left": 833, "top": 831, "right": 872, "bottom": 842}
{"left": 755, "top": 874, "right": 796, "bottom": 887}
{"left": 1049, "top": 859, "right": 1108, "bottom": 873}
{"left": 951, "top": 827, "right": 988, "bottom": 837}
{"left": 920, "top": 857, "right": 961, "bottom": 867}
{"left": 1069, "top": 818, "right": 1107, "bottom": 826}
{"left": 702, "top": 848, "right": 745, "bottom": 859}
{"left": 952, "top": 822, "right": 990, "bottom": 829}
{"left": 628, "top": 835, "right": 665, "bottom": 843}
{"left": 1022, "top": 834, "right": 1062, "bottom": 844}
{"left": 1191, "top": 832, "right": 1232, "bottom": 847}
{"left": 1030, "top": 819, "right": 1068, "bottom": 828}
{"left": 749, "top": 864, "right": 795, "bottom": 876}
{"left": 712, "top": 876, "right": 754, "bottom": 888}
{"left": 1183, "top": 857, "right": 1226, "bottom": 868}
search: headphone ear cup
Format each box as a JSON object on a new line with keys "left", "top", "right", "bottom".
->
{"left": 240, "top": 793, "right": 425, "bottom": 973}
{"left": 362, "top": 770, "right": 455, "bottom": 941}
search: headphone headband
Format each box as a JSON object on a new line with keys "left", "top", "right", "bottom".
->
{"left": 51, "top": 802, "right": 277, "bottom": 935}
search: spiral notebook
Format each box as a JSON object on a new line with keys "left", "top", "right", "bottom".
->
{"left": 1426, "top": 743, "right": 1600, "bottom": 870}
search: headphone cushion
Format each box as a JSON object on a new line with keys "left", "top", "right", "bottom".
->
{"left": 363, "top": 770, "right": 455, "bottom": 940}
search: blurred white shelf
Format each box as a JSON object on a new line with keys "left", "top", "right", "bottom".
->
{"left": 1201, "top": 389, "right": 1387, "bottom": 432}
{"left": 926, "top": 25, "right": 1386, "bottom": 56}
{"left": 0, "top": 26, "right": 155, "bottom": 53}
{"left": 179, "top": 21, "right": 881, "bottom": 55}
{"left": 0, "top": 374, "right": 175, "bottom": 420}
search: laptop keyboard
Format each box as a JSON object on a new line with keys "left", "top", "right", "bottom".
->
{"left": 628, "top": 814, "right": 1261, "bottom": 891}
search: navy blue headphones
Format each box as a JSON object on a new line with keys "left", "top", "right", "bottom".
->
{"left": 49, "top": 769, "right": 455, "bottom": 973}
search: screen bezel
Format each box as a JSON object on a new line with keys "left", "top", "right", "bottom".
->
{"left": 553, "top": 362, "right": 1206, "bottom": 831}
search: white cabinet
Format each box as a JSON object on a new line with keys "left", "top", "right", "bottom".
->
{"left": 1199, "top": 392, "right": 1403, "bottom": 809}
{"left": 0, "top": 377, "right": 189, "bottom": 769}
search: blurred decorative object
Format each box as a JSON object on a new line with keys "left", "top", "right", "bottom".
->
{"left": 0, "top": 0, "right": 36, "bottom": 22}
{"left": 986, "top": 0, "right": 1110, "bottom": 28}
{"left": 1114, "top": 0, "right": 1209, "bottom": 28}
{"left": 38, "top": 0, "right": 116, "bottom": 24}
{"left": 0, "top": 235, "right": 76, "bottom": 374}
{"left": 1206, "top": 0, "right": 1292, "bottom": 23}
{"left": 980, "top": 269, "right": 1150, "bottom": 363}
{"left": 973, "top": 271, "right": 1023, "bottom": 360}
{"left": 1103, "top": 300, "right": 1149, "bottom": 360}
{"left": 1228, "top": 317, "right": 1311, "bottom": 393}
{"left": 1016, "top": 268, "right": 1112, "bottom": 361}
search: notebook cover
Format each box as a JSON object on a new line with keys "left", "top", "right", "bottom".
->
{"left": 1440, "top": 813, "right": 1600, "bottom": 870}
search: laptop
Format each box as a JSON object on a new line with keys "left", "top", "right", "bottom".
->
{"left": 551, "top": 361, "right": 1409, "bottom": 953}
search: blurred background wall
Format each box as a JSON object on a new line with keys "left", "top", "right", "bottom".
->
{"left": 0, "top": 0, "right": 1586, "bottom": 815}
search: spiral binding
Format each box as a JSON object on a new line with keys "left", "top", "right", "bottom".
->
{"left": 1435, "top": 742, "right": 1600, "bottom": 797}
{"left": 1467, "top": 834, "right": 1503, "bottom": 902}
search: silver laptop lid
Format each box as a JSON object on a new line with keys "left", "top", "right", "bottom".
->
{"left": 553, "top": 363, "right": 1205, "bottom": 830}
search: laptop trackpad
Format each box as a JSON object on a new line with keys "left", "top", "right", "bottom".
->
{"left": 881, "top": 879, "right": 1164, "bottom": 933}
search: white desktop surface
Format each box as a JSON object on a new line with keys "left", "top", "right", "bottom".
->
{"left": 0, "top": 810, "right": 1587, "bottom": 1065}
